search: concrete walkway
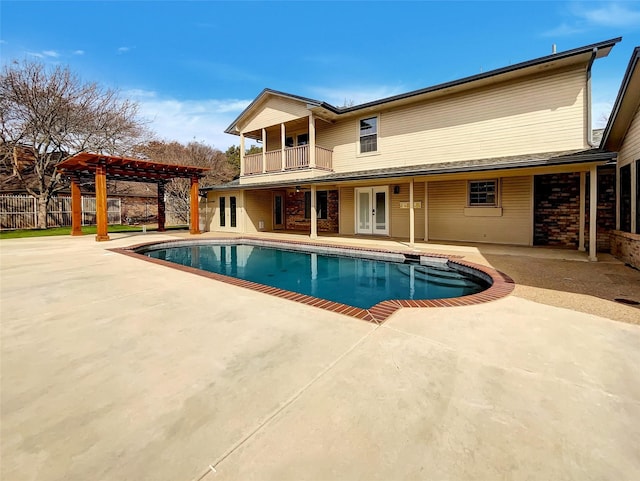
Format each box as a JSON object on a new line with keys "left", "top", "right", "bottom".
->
{"left": 1, "top": 233, "right": 639, "bottom": 481}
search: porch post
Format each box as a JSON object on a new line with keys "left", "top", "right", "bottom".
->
{"left": 409, "top": 178, "right": 415, "bottom": 246}
{"left": 262, "top": 128, "right": 267, "bottom": 174}
{"left": 157, "top": 181, "right": 166, "bottom": 232}
{"left": 70, "top": 177, "right": 82, "bottom": 236}
{"left": 310, "top": 184, "right": 317, "bottom": 239}
{"left": 631, "top": 161, "right": 637, "bottom": 234}
{"left": 190, "top": 176, "right": 200, "bottom": 235}
{"left": 309, "top": 113, "right": 316, "bottom": 169}
{"left": 615, "top": 164, "right": 621, "bottom": 231}
{"left": 579, "top": 171, "right": 586, "bottom": 252}
{"left": 588, "top": 165, "right": 597, "bottom": 262}
{"left": 240, "top": 133, "right": 245, "bottom": 177}
{"left": 424, "top": 181, "right": 429, "bottom": 241}
{"left": 281, "top": 123, "right": 286, "bottom": 171}
{"left": 95, "top": 163, "right": 110, "bottom": 241}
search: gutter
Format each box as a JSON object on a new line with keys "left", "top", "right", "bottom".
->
{"left": 586, "top": 47, "right": 598, "bottom": 148}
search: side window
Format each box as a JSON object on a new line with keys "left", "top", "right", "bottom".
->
{"left": 304, "top": 191, "right": 328, "bottom": 219}
{"left": 468, "top": 180, "right": 498, "bottom": 206}
{"left": 285, "top": 136, "right": 294, "bottom": 148}
{"left": 359, "top": 116, "right": 378, "bottom": 153}
{"left": 230, "top": 196, "right": 237, "bottom": 228}
{"left": 219, "top": 196, "right": 226, "bottom": 227}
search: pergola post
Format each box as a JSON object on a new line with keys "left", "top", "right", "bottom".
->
{"left": 157, "top": 182, "right": 166, "bottom": 232}
{"left": 95, "top": 163, "right": 110, "bottom": 241}
{"left": 190, "top": 176, "right": 200, "bottom": 235}
{"left": 70, "top": 177, "right": 82, "bottom": 236}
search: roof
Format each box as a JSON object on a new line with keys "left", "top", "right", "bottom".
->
{"left": 601, "top": 46, "right": 640, "bottom": 151}
{"left": 205, "top": 148, "right": 615, "bottom": 191}
{"left": 57, "top": 153, "right": 209, "bottom": 183}
{"left": 226, "top": 37, "right": 621, "bottom": 135}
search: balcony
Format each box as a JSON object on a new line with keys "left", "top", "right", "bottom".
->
{"left": 243, "top": 145, "right": 333, "bottom": 175}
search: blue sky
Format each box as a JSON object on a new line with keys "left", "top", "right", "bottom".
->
{"left": 1, "top": 1, "right": 639, "bottom": 150}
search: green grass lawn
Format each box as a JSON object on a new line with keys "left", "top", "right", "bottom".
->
{"left": 0, "top": 225, "right": 188, "bottom": 239}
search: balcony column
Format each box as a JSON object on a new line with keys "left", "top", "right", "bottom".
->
{"left": 589, "top": 165, "right": 597, "bottom": 262}
{"left": 262, "top": 128, "right": 267, "bottom": 174}
{"left": 310, "top": 184, "right": 317, "bottom": 239}
{"left": 309, "top": 113, "right": 316, "bottom": 169}
{"left": 281, "top": 123, "right": 286, "bottom": 171}
{"left": 240, "top": 133, "right": 245, "bottom": 177}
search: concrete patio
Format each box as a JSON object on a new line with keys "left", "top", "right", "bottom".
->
{"left": 1, "top": 232, "right": 639, "bottom": 481}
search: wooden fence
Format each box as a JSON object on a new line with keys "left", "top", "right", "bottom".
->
{"left": 0, "top": 194, "right": 121, "bottom": 230}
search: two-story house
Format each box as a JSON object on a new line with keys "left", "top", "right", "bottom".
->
{"left": 203, "top": 38, "right": 621, "bottom": 262}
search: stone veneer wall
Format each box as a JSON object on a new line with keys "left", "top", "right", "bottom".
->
{"left": 534, "top": 173, "right": 580, "bottom": 247}
{"left": 285, "top": 190, "right": 339, "bottom": 232}
{"left": 584, "top": 166, "right": 616, "bottom": 252}
{"left": 610, "top": 230, "right": 640, "bottom": 270}
{"left": 534, "top": 167, "right": 616, "bottom": 252}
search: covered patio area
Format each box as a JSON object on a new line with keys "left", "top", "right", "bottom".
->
{"left": 57, "top": 153, "right": 208, "bottom": 241}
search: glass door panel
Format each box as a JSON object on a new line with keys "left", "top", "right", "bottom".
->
{"left": 356, "top": 189, "right": 371, "bottom": 233}
{"left": 374, "top": 191, "right": 386, "bottom": 232}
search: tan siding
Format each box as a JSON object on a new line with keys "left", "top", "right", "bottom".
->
{"left": 619, "top": 105, "right": 640, "bottom": 167}
{"left": 244, "top": 190, "right": 273, "bottom": 232}
{"left": 428, "top": 176, "right": 532, "bottom": 245}
{"left": 339, "top": 187, "right": 355, "bottom": 235}
{"left": 318, "top": 67, "right": 586, "bottom": 174}
{"left": 390, "top": 183, "right": 409, "bottom": 238}
{"left": 242, "top": 97, "right": 309, "bottom": 133}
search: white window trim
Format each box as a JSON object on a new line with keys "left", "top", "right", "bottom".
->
{"left": 467, "top": 179, "right": 500, "bottom": 207}
{"left": 357, "top": 114, "right": 380, "bottom": 157}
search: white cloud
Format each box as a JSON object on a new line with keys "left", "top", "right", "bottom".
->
{"left": 73, "top": 50, "right": 85, "bottom": 55}
{"left": 126, "top": 90, "right": 251, "bottom": 149}
{"left": 574, "top": 2, "right": 640, "bottom": 27}
{"left": 543, "top": 2, "right": 640, "bottom": 37}
{"left": 541, "top": 22, "right": 584, "bottom": 38}
{"left": 27, "top": 50, "right": 60, "bottom": 59}
{"left": 309, "top": 85, "right": 406, "bottom": 107}
{"left": 117, "top": 47, "right": 131, "bottom": 53}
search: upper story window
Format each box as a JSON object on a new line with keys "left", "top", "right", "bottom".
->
{"left": 468, "top": 180, "right": 498, "bottom": 206}
{"left": 359, "top": 116, "right": 378, "bottom": 154}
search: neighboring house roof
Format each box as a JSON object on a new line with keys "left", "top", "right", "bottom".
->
{"left": 601, "top": 46, "right": 640, "bottom": 151}
{"left": 205, "top": 148, "right": 615, "bottom": 191}
{"left": 226, "top": 37, "right": 621, "bottom": 135}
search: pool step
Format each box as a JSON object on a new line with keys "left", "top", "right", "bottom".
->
{"left": 396, "top": 264, "right": 481, "bottom": 288}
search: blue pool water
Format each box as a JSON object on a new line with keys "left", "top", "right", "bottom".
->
{"left": 144, "top": 244, "right": 488, "bottom": 309}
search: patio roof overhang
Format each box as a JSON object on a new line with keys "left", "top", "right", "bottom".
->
{"left": 56, "top": 153, "right": 209, "bottom": 241}
{"left": 203, "top": 148, "right": 616, "bottom": 191}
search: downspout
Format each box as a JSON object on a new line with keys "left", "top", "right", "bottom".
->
{"left": 586, "top": 47, "right": 598, "bottom": 147}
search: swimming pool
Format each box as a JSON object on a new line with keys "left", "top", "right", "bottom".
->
{"left": 138, "top": 240, "right": 490, "bottom": 309}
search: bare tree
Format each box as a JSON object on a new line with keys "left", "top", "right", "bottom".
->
{"left": 0, "top": 60, "right": 147, "bottom": 228}
{"left": 134, "top": 140, "right": 237, "bottom": 224}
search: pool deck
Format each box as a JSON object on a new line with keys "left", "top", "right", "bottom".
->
{"left": 1, "top": 232, "right": 639, "bottom": 481}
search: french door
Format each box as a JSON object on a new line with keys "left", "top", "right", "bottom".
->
{"left": 355, "top": 187, "right": 388, "bottom": 235}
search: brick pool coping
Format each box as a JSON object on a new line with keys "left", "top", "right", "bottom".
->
{"left": 111, "top": 236, "right": 515, "bottom": 324}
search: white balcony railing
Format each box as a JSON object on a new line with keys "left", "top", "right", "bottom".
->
{"left": 243, "top": 145, "right": 332, "bottom": 175}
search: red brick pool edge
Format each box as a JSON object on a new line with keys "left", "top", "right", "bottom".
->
{"left": 110, "top": 237, "right": 515, "bottom": 324}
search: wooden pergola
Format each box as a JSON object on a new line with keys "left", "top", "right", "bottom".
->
{"left": 57, "top": 153, "right": 209, "bottom": 241}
